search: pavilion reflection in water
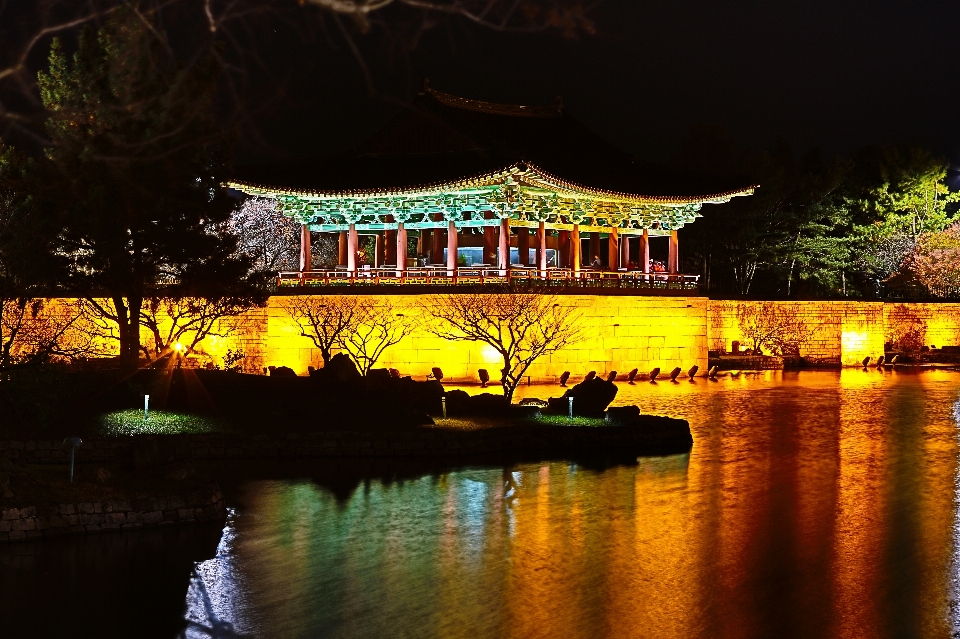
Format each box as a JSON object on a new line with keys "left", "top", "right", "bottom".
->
{"left": 228, "top": 82, "right": 755, "bottom": 292}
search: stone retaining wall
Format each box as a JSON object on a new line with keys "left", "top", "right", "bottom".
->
{"left": 706, "top": 300, "right": 960, "bottom": 367}
{"left": 707, "top": 300, "right": 887, "bottom": 366}
{"left": 20, "top": 296, "right": 960, "bottom": 380}
{"left": 0, "top": 482, "right": 224, "bottom": 544}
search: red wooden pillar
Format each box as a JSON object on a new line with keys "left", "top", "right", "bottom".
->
{"left": 347, "top": 224, "right": 358, "bottom": 274}
{"left": 338, "top": 231, "right": 348, "bottom": 266}
{"left": 607, "top": 227, "right": 619, "bottom": 270}
{"left": 498, "top": 218, "right": 510, "bottom": 274}
{"left": 447, "top": 221, "right": 458, "bottom": 276}
{"left": 299, "top": 225, "right": 311, "bottom": 272}
{"left": 640, "top": 229, "right": 650, "bottom": 273}
{"left": 396, "top": 223, "right": 407, "bottom": 275}
{"left": 668, "top": 230, "right": 679, "bottom": 274}
{"left": 571, "top": 225, "right": 581, "bottom": 274}
{"left": 536, "top": 222, "right": 547, "bottom": 275}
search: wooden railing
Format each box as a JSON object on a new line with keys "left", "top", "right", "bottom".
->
{"left": 276, "top": 267, "right": 700, "bottom": 292}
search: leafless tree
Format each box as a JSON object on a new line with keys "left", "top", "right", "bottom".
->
{"left": 736, "top": 302, "right": 811, "bottom": 357}
{"left": 280, "top": 294, "right": 367, "bottom": 365}
{"left": 0, "top": 297, "right": 105, "bottom": 371}
{"left": 82, "top": 295, "right": 259, "bottom": 363}
{"left": 138, "top": 296, "right": 258, "bottom": 359}
{"left": 339, "top": 298, "right": 413, "bottom": 375}
{"left": 422, "top": 292, "right": 580, "bottom": 402}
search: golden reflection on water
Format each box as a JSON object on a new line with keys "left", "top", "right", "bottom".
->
{"left": 234, "top": 371, "right": 960, "bottom": 639}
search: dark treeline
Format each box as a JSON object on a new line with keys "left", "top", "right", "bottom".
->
{"left": 0, "top": 9, "right": 266, "bottom": 373}
{"left": 674, "top": 125, "right": 958, "bottom": 300}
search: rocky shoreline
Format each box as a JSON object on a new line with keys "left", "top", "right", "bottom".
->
{"left": 0, "top": 369, "right": 693, "bottom": 544}
{"left": 0, "top": 414, "right": 692, "bottom": 544}
{"left": 1, "top": 416, "right": 692, "bottom": 466}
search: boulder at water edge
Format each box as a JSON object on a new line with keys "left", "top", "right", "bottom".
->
{"left": 605, "top": 405, "right": 641, "bottom": 425}
{"left": 546, "top": 377, "right": 618, "bottom": 417}
{"left": 443, "top": 389, "right": 471, "bottom": 416}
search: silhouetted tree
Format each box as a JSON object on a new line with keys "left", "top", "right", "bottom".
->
{"left": 281, "top": 295, "right": 367, "bottom": 366}
{"left": 338, "top": 299, "right": 412, "bottom": 375}
{"left": 423, "top": 292, "right": 580, "bottom": 402}
{"left": 37, "top": 9, "right": 253, "bottom": 370}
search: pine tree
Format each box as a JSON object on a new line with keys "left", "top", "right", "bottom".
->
{"left": 37, "top": 9, "right": 254, "bottom": 370}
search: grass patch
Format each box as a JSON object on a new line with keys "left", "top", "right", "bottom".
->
{"left": 533, "top": 415, "right": 607, "bottom": 427}
{"left": 430, "top": 415, "right": 608, "bottom": 431}
{"left": 97, "top": 409, "right": 224, "bottom": 436}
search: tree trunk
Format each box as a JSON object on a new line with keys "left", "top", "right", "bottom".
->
{"left": 0, "top": 297, "right": 14, "bottom": 370}
{"left": 501, "top": 356, "right": 515, "bottom": 404}
{"left": 114, "top": 295, "right": 143, "bottom": 373}
{"left": 786, "top": 257, "right": 796, "bottom": 297}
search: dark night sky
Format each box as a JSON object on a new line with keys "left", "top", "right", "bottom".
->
{"left": 249, "top": 0, "right": 960, "bottom": 169}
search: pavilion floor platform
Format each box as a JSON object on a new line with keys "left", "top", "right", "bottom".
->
{"left": 276, "top": 267, "right": 700, "bottom": 295}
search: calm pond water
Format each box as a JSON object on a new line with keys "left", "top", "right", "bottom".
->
{"left": 3, "top": 370, "right": 960, "bottom": 638}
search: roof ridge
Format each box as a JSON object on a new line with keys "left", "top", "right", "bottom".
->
{"left": 227, "top": 160, "right": 757, "bottom": 204}
{"left": 421, "top": 79, "right": 562, "bottom": 118}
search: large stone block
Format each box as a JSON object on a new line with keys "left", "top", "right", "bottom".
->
{"left": 103, "top": 513, "right": 126, "bottom": 525}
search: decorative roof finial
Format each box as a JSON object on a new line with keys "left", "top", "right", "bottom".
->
{"left": 421, "top": 77, "right": 430, "bottom": 94}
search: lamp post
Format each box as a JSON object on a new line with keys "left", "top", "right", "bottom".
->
{"left": 63, "top": 437, "right": 82, "bottom": 483}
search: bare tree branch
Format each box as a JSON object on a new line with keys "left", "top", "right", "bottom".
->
{"left": 421, "top": 291, "right": 580, "bottom": 402}
{"left": 1, "top": 0, "right": 597, "bottom": 153}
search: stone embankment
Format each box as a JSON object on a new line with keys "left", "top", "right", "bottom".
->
{"left": 0, "top": 419, "right": 692, "bottom": 466}
{"left": 0, "top": 482, "right": 224, "bottom": 544}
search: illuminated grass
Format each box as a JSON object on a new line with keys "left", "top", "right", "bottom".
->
{"left": 431, "top": 415, "right": 608, "bottom": 430}
{"left": 533, "top": 415, "right": 607, "bottom": 427}
{"left": 97, "top": 409, "right": 224, "bottom": 436}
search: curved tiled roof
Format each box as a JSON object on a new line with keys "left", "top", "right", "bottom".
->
{"left": 228, "top": 161, "right": 755, "bottom": 205}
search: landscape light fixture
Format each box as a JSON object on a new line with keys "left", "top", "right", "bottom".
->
{"left": 63, "top": 437, "right": 82, "bottom": 482}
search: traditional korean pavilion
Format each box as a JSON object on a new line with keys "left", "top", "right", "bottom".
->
{"left": 228, "top": 82, "right": 755, "bottom": 290}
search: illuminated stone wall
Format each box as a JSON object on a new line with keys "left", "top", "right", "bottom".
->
{"left": 686, "top": 299, "right": 960, "bottom": 367}
{"left": 29, "top": 297, "right": 960, "bottom": 379}
{"left": 881, "top": 302, "right": 960, "bottom": 350}
{"left": 707, "top": 300, "right": 887, "bottom": 366}
{"left": 256, "top": 295, "right": 708, "bottom": 382}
